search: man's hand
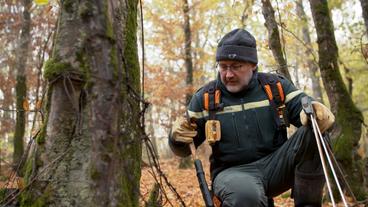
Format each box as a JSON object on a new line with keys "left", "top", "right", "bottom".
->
{"left": 171, "top": 117, "right": 197, "bottom": 143}
{"left": 300, "top": 101, "right": 335, "bottom": 133}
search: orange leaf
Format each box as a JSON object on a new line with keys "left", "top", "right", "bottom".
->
{"left": 23, "top": 99, "right": 29, "bottom": 111}
{"left": 36, "top": 100, "right": 42, "bottom": 110}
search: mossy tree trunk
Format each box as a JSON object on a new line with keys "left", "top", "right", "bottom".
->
{"left": 261, "top": 0, "right": 292, "bottom": 81}
{"left": 359, "top": 0, "right": 368, "bottom": 35}
{"left": 21, "top": 0, "right": 142, "bottom": 206}
{"left": 13, "top": 0, "right": 31, "bottom": 173}
{"left": 179, "top": 0, "right": 194, "bottom": 169}
{"left": 309, "top": 0, "right": 367, "bottom": 200}
{"left": 296, "top": 0, "right": 324, "bottom": 103}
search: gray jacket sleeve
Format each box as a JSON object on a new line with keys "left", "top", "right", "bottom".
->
{"left": 168, "top": 89, "right": 206, "bottom": 157}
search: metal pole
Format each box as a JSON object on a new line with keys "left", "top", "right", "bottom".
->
{"left": 311, "top": 117, "right": 348, "bottom": 207}
{"left": 309, "top": 114, "right": 336, "bottom": 207}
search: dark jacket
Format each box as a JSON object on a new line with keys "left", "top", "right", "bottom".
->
{"left": 169, "top": 71, "right": 308, "bottom": 180}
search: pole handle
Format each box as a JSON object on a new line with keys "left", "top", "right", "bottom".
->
{"left": 301, "top": 96, "right": 314, "bottom": 116}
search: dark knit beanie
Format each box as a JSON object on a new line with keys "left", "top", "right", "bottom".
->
{"left": 216, "top": 28, "right": 258, "bottom": 64}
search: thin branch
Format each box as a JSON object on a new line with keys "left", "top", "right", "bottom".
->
{"left": 275, "top": 0, "right": 287, "bottom": 63}
{"left": 275, "top": 21, "right": 319, "bottom": 66}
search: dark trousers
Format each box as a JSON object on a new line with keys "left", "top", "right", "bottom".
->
{"left": 213, "top": 126, "right": 325, "bottom": 207}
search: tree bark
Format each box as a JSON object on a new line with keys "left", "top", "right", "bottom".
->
{"left": 13, "top": 0, "right": 31, "bottom": 173}
{"left": 241, "top": 0, "right": 255, "bottom": 27}
{"left": 360, "top": 0, "right": 368, "bottom": 35}
{"left": 261, "top": 0, "right": 292, "bottom": 81}
{"left": 183, "top": 0, "right": 194, "bottom": 105}
{"left": 296, "top": 0, "right": 324, "bottom": 103}
{"left": 180, "top": 0, "right": 194, "bottom": 169}
{"left": 21, "top": 0, "right": 142, "bottom": 206}
{"left": 309, "top": 0, "right": 367, "bottom": 199}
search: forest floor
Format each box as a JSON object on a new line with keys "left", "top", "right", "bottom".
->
{"left": 140, "top": 158, "right": 360, "bottom": 207}
{"left": 0, "top": 158, "right": 361, "bottom": 206}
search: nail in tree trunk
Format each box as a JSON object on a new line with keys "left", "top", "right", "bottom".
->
{"left": 296, "top": 0, "right": 324, "bottom": 103}
{"left": 20, "top": 0, "right": 142, "bottom": 206}
{"left": 179, "top": 0, "right": 194, "bottom": 169}
{"left": 261, "top": 0, "right": 292, "bottom": 81}
{"left": 309, "top": 0, "right": 367, "bottom": 199}
{"left": 13, "top": 0, "right": 31, "bottom": 174}
{"left": 360, "top": 0, "right": 368, "bottom": 35}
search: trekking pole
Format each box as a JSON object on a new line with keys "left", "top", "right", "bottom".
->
{"left": 301, "top": 97, "right": 336, "bottom": 207}
{"left": 324, "top": 134, "right": 357, "bottom": 202}
{"left": 186, "top": 112, "right": 214, "bottom": 207}
{"left": 310, "top": 116, "right": 348, "bottom": 207}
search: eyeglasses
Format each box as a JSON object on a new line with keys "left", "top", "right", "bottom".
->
{"left": 217, "top": 64, "right": 245, "bottom": 72}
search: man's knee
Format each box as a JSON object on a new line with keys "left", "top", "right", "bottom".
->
{"left": 214, "top": 171, "right": 268, "bottom": 207}
{"left": 221, "top": 187, "right": 267, "bottom": 207}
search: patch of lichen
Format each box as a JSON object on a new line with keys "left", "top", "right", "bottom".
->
{"left": 103, "top": 1, "right": 115, "bottom": 42}
{"left": 0, "top": 188, "right": 6, "bottom": 202}
{"left": 63, "top": 0, "right": 74, "bottom": 13}
{"left": 43, "top": 58, "right": 72, "bottom": 81}
{"left": 36, "top": 84, "right": 53, "bottom": 144}
{"left": 123, "top": 1, "right": 140, "bottom": 91}
{"left": 89, "top": 163, "right": 101, "bottom": 181}
{"left": 116, "top": 1, "right": 142, "bottom": 205}
{"left": 78, "top": 1, "right": 93, "bottom": 20}
{"left": 20, "top": 185, "right": 51, "bottom": 207}
{"left": 332, "top": 98, "right": 367, "bottom": 200}
{"left": 334, "top": 98, "right": 363, "bottom": 162}
{"left": 76, "top": 51, "right": 91, "bottom": 89}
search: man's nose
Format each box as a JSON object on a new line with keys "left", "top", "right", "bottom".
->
{"left": 225, "top": 70, "right": 235, "bottom": 78}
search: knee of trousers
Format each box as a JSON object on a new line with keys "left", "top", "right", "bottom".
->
{"left": 221, "top": 187, "right": 267, "bottom": 207}
{"left": 214, "top": 173, "right": 268, "bottom": 207}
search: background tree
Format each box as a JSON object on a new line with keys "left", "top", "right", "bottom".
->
{"left": 13, "top": 0, "right": 31, "bottom": 174}
{"left": 309, "top": 0, "right": 367, "bottom": 199}
{"left": 296, "top": 0, "right": 324, "bottom": 102}
{"left": 20, "top": 0, "right": 142, "bottom": 206}
{"left": 183, "top": 0, "right": 194, "bottom": 105}
{"left": 179, "top": 0, "right": 195, "bottom": 169}
{"left": 261, "top": 0, "right": 292, "bottom": 80}
{"left": 360, "top": 0, "right": 368, "bottom": 35}
{"left": 0, "top": 0, "right": 56, "bottom": 175}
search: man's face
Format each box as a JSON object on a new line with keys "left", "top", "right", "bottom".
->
{"left": 218, "top": 60, "right": 257, "bottom": 93}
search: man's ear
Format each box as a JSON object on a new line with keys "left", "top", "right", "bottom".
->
{"left": 252, "top": 64, "right": 257, "bottom": 71}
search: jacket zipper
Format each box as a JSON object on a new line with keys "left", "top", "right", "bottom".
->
{"left": 232, "top": 112, "right": 240, "bottom": 146}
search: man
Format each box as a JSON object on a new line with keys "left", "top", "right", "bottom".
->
{"left": 169, "top": 28, "right": 335, "bottom": 206}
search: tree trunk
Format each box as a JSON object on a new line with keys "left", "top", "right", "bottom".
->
{"left": 360, "top": 0, "right": 368, "bottom": 35}
{"left": 241, "top": 0, "right": 255, "bottom": 27}
{"left": 20, "top": 0, "right": 142, "bottom": 206}
{"left": 296, "top": 0, "right": 324, "bottom": 103}
{"left": 13, "top": 0, "right": 31, "bottom": 173}
{"left": 183, "top": 0, "right": 194, "bottom": 105}
{"left": 180, "top": 0, "right": 194, "bottom": 169}
{"left": 261, "top": 0, "right": 292, "bottom": 81}
{"left": 309, "top": 0, "right": 367, "bottom": 199}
